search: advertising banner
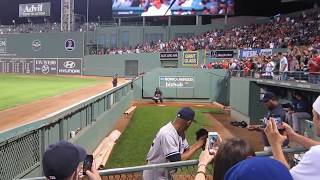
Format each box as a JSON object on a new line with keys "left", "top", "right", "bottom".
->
{"left": 239, "top": 49, "right": 273, "bottom": 58}
{"left": 160, "top": 52, "right": 178, "bottom": 59}
{"left": 35, "top": 59, "right": 57, "bottom": 75}
{"left": 210, "top": 50, "right": 234, "bottom": 59}
{"left": 58, "top": 59, "right": 82, "bottom": 75}
{"left": 19, "top": 2, "right": 51, "bottom": 17}
{"left": 159, "top": 76, "right": 194, "bottom": 88}
{"left": 182, "top": 51, "right": 198, "bottom": 66}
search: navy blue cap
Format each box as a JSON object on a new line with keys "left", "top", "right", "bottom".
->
{"left": 224, "top": 157, "right": 293, "bottom": 180}
{"left": 42, "top": 140, "right": 87, "bottom": 180}
{"left": 261, "top": 92, "right": 276, "bottom": 103}
{"left": 177, "top": 107, "right": 195, "bottom": 121}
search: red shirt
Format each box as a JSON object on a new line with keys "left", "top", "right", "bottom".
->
{"left": 309, "top": 56, "right": 320, "bottom": 73}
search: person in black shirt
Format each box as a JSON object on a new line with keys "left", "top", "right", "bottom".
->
{"left": 286, "top": 92, "right": 311, "bottom": 134}
{"left": 152, "top": 87, "right": 163, "bottom": 104}
{"left": 260, "top": 92, "right": 288, "bottom": 150}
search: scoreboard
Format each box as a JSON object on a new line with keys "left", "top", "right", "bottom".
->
{"left": 0, "top": 58, "right": 82, "bottom": 75}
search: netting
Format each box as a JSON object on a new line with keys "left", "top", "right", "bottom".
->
{"left": 0, "top": 131, "right": 40, "bottom": 180}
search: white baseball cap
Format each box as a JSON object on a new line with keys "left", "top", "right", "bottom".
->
{"left": 312, "top": 96, "right": 320, "bottom": 115}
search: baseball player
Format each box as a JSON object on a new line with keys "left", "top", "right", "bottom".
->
{"left": 143, "top": 107, "right": 206, "bottom": 180}
{"left": 152, "top": 87, "right": 163, "bottom": 104}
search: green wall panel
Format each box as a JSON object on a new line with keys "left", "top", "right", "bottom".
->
{"left": 0, "top": 32, "right": 84, "bottom": 58}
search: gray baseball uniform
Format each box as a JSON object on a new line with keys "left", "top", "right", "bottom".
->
{"left": 143, "top": 122, "right": 189, "bottom": 180}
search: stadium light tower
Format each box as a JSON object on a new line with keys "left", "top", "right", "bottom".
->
{"left": 86, "top": 0, "right": 89, "bottom": 32}
{"left": 61, "top": 0, "right": 75, "bottom": 31}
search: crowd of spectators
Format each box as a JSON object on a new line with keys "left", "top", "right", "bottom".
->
{"left": 100, "top": 10, "right": 320, "bottom": 55}
{"left": 207, "top": 45, "right": 320, "bottom": 84}
{"left": 0, "top": 22, "right": 61, "bottom": 34}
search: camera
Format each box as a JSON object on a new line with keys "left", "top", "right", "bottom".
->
{"left": 208, "top": 132, "right": 219, "bottom": 155}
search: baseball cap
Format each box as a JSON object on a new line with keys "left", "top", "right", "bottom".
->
{"left": 313, "top": 95, "right": 320, "bottom": 115}
{"left": 224, "top": 157, "right": 293, "bottom": 180}
{"left": 261, "top": 92, "right": 276, "bottom": 103}
{"left": 42, "top": 140, "right": 87, "bottom": 180}
{"left": 177, "top": 107, "right": 195, "bottom": 121}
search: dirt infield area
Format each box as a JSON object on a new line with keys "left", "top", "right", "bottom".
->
{"left": 0, "top": 76, "right": 127, "bottom": 132}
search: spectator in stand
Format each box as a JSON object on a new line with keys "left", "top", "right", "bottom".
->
{"left": 279, "top": 52, "right": 289, "bottom": 80}
{"left": 213, "top": 138, "right": 256, "bottom": 180}
{"left": 264, "top": 95, "right": 320, "bottom": 180}
{"left": 308, "top": 50, "right": 320, "bottom": 84}
{"left": 42, "top": 140, "right": 102, "bottom": 180}
{"left": 262, "top": 57, "right": 275, "bottom": 79}
{"left": 285, "top": 92, "right": 311, "bottom": 134}
{"left": 194, "top": 138, "right": 293, "bottom": 180}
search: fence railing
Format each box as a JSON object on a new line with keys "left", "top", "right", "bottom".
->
{"left": 229, "top": 70, "right": 320, "bottom": 85}
{"left": 21, "top": 147, "right": 307, "bottom": 180}
{"left": 0, "top": 79, "right": 136, "bottom": 180}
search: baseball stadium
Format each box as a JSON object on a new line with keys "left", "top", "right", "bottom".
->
{"left": 0, "top": 0, "right": 320, "bottom": 180}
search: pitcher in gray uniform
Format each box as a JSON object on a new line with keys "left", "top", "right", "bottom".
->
{"left": 143, "top": 107, "right": 206, "bottom": 180}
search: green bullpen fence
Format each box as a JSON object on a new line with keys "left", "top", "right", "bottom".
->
{"left": 22, "top": 147, "right": 307, "bottom": 180}
{"left": 0, "top": 79, "right": 135, "bottom": 180}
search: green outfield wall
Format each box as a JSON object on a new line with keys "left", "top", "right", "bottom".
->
{"left": 134, "top": 68, "right": 229, "bottom": 104}
{"left": 0, "top": 32, "right": 84, "bottom": 58}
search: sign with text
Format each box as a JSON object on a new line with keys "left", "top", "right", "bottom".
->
{"left": 182, "top": 51, "right": 198, "bottom": 66}
{"left": 160, "top": 52, "right": 178, "bottom": 59}
{"left": 0, "top": 58, "right": 81, "bottom": 75}
{"left": 210, "top": 50, "right": 234, "bottom": 59}
{"left": 239, "top": 49, "right": 273, "bottom": 58}
{"left": 35, "top": 59, "right": 57, "bottom": 75}
{"left": 159, "top": 76, "right": 194, "bottom": 88}
{"left": 19, "top": 2, "right": 51, "bottom": 17}
{"left": 58, "top": 59, "right": 82, "bottom": 75}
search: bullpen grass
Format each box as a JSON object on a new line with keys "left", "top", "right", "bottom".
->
{"left": 0, "top": 74, "right": 99, "bottom": 111}
{"left": 106, "top": 106, "right": 222, "bottom": 168}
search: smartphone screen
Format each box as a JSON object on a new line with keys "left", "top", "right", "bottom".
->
{"left": 208, "top": 132, "right": 218, "bottom": 155}
{"left": 83, "top": 155, "right": 93, "bottom": 175}
{"left": 273, "top": 117, "right": 284, "bottom": 130}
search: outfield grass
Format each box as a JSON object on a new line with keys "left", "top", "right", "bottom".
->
{"left": 0, "top": 74, "right": 99, "bottom": 111}
{"left": 106, "top": 106, "right": 222, "bottom": 168}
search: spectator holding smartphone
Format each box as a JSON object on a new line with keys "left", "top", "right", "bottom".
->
{"left": 264, "top": 96, "right": 320, "bottom": 180}
{"left": 195, "top": 138, "right": 256, "bottom": 180}
{"left": 42, "top": 140, "right": 102, "bottom": 180}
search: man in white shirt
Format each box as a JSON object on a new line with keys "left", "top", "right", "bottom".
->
{"left": 263, "top": 58, "right": 275, "bottom": 78}
{"left": 112, "top": 0, "right": 133, "bottom": 8}
{"left": 141, "top": 0, "right": 172, "bottom": 16}
{"left": 279, "top": 52, "right": 289, "bottom": 80}
{"left": 265, "top": 96, "right": 320, "bottom": 180}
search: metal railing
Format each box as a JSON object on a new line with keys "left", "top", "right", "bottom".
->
{"left": 0, "top": 79, "right": 135, "bottom": 180}
{"left": 22, "top": 147, "right": 307, "bottom": 180}
{"left": 229, "top": 70, "right": 320, "bottom": 85}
